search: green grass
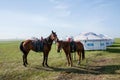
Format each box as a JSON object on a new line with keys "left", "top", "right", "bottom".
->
{"left": 0, "top": 39, "right": 120, "bottom": 80}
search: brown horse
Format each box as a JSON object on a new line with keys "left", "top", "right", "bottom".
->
{"left": 56, "top": 40, "right": 85, "bottom": 66}
{"left": 20, "top": 31, "right": 58, "bottom": 67}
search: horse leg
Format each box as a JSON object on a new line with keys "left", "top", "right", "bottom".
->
{"left": 45, "top": 52, "right": 49, "bottom": 67}
{"left": 20, "top": 42, "right": 28, "bottom": 67}
{"left": 68, "top": 53, "right": 73, "bottom": 67}
{"left": 77, "top": 51, "right": 81, "bottom": 65}
{"left": 42, "top": 52, "right": 49, "bottom": 67}
{"left": 25, "top": 53, "right": 28, "bottom": 65}
{"left": 42, "top": 53, "right": 45, "bottom": 67}
{"left": 45, "top": 56, "right": 49, "bottom": 67}
{"left": 23, "top": 54, "right": 27, "bottom": 67}
{"left": 23, "top": 54, "right": 26, "bottom": 66}
{"left": 82, "top": 49, "right": 85, "bottom": 60}
{"left": 22, "top": 52, "right": 29, "bottom": 67}
{"left": 65, "top": 52, "right": 70, "bottom": 66}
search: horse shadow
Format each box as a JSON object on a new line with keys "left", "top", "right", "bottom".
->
{"left": 85, "top": 64, "right": 120, "bottom": 75}
{"left": 33, "top": 64, "right": 120, "bottom": 75}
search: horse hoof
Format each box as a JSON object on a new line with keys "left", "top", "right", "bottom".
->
{"left": 42, "top": 64, "right": 45, "bottom": 67}
{"left": 26, "top": 62, "right": 28, "bottom": 65}
{"left": 45, "top": 64, "right": 49, "bottom": 67}
{"left": 77, "top": 61, "right": 80, "bottom": 65}
{"left": 67, "top": 64, "right": 70, "bottom": 66}
{"left": 23, "top": 64, "right": 27, "bottom": 67}
{"left": 70, "top": 65, "right": 73, "bottom": 67}
{"left": 42, "top": 62, "right": 44, "bottom": 66}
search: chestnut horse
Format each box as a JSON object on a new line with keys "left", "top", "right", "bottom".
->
{"left": 56, "top": 40, "right": 85, "bottom": 66}
{"left": 20, "top": 31, "right": 57, "bottom": 67}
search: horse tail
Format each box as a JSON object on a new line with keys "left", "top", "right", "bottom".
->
{"left": 20, "top": 41, "right": 26, "bottom": 54}
{"left": 82, "top": 46, "right": 85, "bottom": 60}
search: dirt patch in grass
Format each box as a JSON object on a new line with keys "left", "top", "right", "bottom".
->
{"left": 53, "top": 57, "right": 120, "bottom": 80}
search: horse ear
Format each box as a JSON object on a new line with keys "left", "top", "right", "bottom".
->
{"left": 52, "top": 30, "right": 56, "bottom": 34}
{"left": 52, "top": 30, "right": 54, "bottom": 33}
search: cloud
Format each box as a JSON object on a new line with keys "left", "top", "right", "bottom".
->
{"left": 55, "top": 3, "right": 69, "bottom": 9}
{"left": 49, "top": 0, "right": 71, "bottom": 17}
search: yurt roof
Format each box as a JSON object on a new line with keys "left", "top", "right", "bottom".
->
{"left": 98, "top": 34, "right": 113, "bottom": 40}
{"left": 74, "top": 32, "right": 110, "bottom": 41}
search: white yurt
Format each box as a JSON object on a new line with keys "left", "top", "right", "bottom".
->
{"left": 98, "top": 34, "right": 114, "bottom": 46}
{"left": 74, "top": 32, "right": 114, "bottom": 50}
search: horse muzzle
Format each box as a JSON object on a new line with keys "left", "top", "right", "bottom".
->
{"left": 57, "top": 49, "right": 60, "bottom": 53}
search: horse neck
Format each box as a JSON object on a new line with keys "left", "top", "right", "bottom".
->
{"left": 45, "top": 35, "right": 53, "bottom": 45}
{"left": 61, "top": 41, "right": 70, "bottom": 52}
{"left": 61, "top": 41, "right": 69, "bottom": 48}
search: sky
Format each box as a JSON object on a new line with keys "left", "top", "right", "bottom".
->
{"left": 0, "top": 0, "right": 120, "bottom": 39}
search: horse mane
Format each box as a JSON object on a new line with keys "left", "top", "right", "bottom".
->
{"left": 58, "top": 40, "right": 70, "bottom": 48}
{"left": 43, "top": 34, "right": 53, "bottom": 45}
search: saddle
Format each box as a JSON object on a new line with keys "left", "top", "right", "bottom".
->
{"left": 32, "top": 39, "right": 44, "bottom": 52}
{"left": 70, "top": 41, "right": 76, "bottom": 52}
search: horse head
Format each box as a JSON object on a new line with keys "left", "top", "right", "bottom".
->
{"left": 50, "top": 30, "right": 58, "bottom": 41}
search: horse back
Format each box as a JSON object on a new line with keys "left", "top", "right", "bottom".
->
{"left": 23, "top": 40, "right": 33, "bottom": 48}
{"left": 75, "top": 41, "right": 84, "bottom": 50}
{"left": 23, "top": 39, "right": 42, "bottom": 52}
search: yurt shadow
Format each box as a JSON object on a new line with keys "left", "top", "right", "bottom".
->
{"left": 106, "top": 47, "right": 120, "bottom": 53}
{"left": 106, "top": 43, "right": 120, "bottom": 53}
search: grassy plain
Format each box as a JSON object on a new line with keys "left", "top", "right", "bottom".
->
{"left": 0, "top": 39, "right": 120, "bottom": 80}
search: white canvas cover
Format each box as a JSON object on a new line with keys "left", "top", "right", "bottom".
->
{"left": 74, "top": 32, "right": 112, "bottom": 50}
